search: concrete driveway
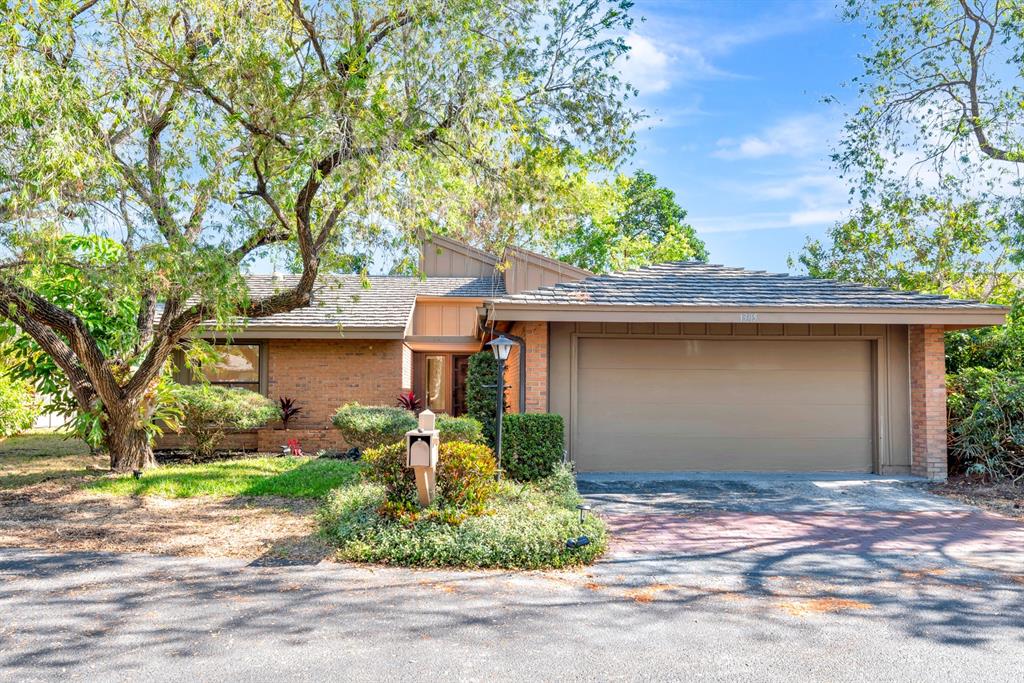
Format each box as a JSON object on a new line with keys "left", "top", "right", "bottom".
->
{"left": 1, "top": 474, "right": 1023, "bottom": 682}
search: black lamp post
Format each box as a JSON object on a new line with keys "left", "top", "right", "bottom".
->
{"left": 486, "top": 334, "right": 514, "bottom": 481}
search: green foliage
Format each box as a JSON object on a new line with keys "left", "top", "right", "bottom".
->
{"left": 840, "top": 0, "right": 1024, "bottom": 185}
{"left": 794, "top": 194, "right": 1023, "bottom": 304}
{"left": 465, "top": 351, "right": 505, "bottom": 446}
{"left": 0, "top": 0, "right": 637, "bottom": 471}
{"left": 319, "top": 465, "right": 606, "bottom": 569}
{"left": 332, "top": 403, "right": 416, "bottom": 450}
{"left": 362, "top": 440, "right": 497, "bottom": 519}
{"left": 501, "top": 413, "right": 565, "bottom": 481}
{"left": 947, "top": 368, "right": 1024, "bottom": 482}
{"left": 0, "top": 234, "right": 139, "bottom": 419}
{"left": 88, "top": 456, "right": 361, "bottom": 498}
{"left": 177, "top": 385, "right": 280, "bottom": 459}
{"left": 0, "top": 376, "right": 40, "bottom": 438}
{"left": 435, "top": 414, "right": 484, "bottom": 445}
{"left": 560, "top": 170, "right": 708, "bottom": 273}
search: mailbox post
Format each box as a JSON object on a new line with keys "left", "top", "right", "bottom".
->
{"left": 405, "top": 408, "right": 439, "bottom": 506}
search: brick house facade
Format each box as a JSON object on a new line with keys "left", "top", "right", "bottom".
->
{"left": 164, "top": 236, "right": 1004, "bottom": 478}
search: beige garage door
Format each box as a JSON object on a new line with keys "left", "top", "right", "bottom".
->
{"left": 574, "top": 338, "right": 874, "bottom": 472}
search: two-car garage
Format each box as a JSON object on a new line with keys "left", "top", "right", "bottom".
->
{"left": 571, "top": 336, "right": 875, "bottom": 472}
{"left": 490, "top": 261, "right": 1007, "bottom": 479}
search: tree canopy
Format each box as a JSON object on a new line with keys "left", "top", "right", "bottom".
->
{"left": 0, "top": 0, "right": 637, "bottom": 469}
{"left": 558, "top": 169, "right": 707, "bottom": 273}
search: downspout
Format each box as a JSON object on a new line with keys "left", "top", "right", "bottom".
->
{"left": 480, "top": 304, "right": 526, "bottom": 414}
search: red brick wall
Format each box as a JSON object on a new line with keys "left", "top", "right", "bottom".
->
{"left": 505, "top": 321, "right": 548, "bottom": 413}
{"left": 909, "top": 324, "right": 947, "bottom": 480}
{"left": 267, "top": 339, "right": 409, "bottom": 428}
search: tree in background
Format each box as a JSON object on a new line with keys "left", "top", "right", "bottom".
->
{"left": 0, "top": 0, "right": 636, "bottom": 470}
{"left": 559, "top": 170, "right": 707, "bottom": 273}
{"left": 798, "top": 0, "right": 1024, "bottom": 333}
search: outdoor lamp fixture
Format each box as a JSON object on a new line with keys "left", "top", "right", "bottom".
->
{"left": 487, "top": 335, "right": 515, "bottom": 481}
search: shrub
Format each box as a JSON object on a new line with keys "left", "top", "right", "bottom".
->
{"left": 332, "top": 403, "right": 416, "bottom": 450}
{"left": 436, "top": 414, "right": 483, "bottom": 444}
{"left": 501, "top": 413, "right": 565, "bottom": 481}
{"left": 465, "top": 351, "right": 506, "bottom": 446}
{"left": 177, "top": 385, "right": 281, "bottom": 458}
{"left": 319, "top": 464, "right": 607, "bottom": 569}
{"left": 362, "top": 440, "right": 497, "bottom": 517}
{"left": 948, "top": 367, "right": 1024, "bottom": 481}
{"left": 0, "top": 376, "right": 41, "bottom": 439}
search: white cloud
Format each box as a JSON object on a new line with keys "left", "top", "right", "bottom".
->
{"left": 713, "top": 114, "right": 837, "bottom": 160}
{"left": 620, "top": 33, "right": 672, "bottom": 95}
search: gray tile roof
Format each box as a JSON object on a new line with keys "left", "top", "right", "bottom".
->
{"left": 490, "top": 262, "right": 999, "bottom": 309}
{"left": 232, "top": 274, "right": 505, "bottom": 329}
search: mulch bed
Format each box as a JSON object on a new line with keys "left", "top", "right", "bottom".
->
{"left": 0, "top": 478, "right": 333, "bottom": 564}
{"left": 931, "top": 476, "right": 1024, "bottom": 519}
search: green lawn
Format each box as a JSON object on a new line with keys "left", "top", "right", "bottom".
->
{"left": 87, "top": 456, "right": 361, "bottom": 499}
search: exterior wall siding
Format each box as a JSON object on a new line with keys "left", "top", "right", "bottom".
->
{"left": 908, "top": 324, "right": 948, "bottom": 480}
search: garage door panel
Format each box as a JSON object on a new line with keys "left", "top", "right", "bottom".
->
{"left": 579, "top": 339, "right": 871, "bottom": 372}
{"left": 574, "top": 338, "right": 874, "bottom": 472}
{"left": 576, "top": 403, "right": 872, "bottom": 440}
{"left": 579, "top": 368, "right": 872, "bottom": 406}
{"left": 575, "top": 437, "right": 874, "bottom": 472}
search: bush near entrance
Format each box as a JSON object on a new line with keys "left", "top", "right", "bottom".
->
{"left": 502, "top": 413, "right": 565, "bottom": 481}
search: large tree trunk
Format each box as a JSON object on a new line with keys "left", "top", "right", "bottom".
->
{"left": 104, "top": 411, "right": 157, "bottom": 472}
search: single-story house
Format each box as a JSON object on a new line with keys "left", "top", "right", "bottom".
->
{"left": 171, "top": 235, "right": 1008, "bottom": 480}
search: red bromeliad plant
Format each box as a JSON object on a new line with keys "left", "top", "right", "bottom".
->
{"left": 397, "top": 390, "right": 422, "bottom": 413}
{"left": 279, "top": 397, "right": 302, "bottom": 429}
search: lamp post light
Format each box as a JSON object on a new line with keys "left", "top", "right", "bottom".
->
{"left": 486, "top": 334, "right": 515, "bottom": 481}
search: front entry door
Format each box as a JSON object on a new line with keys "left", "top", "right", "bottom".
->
{"left": 415, "top": 352, "right": 473, "bottom": 416}
{"left": 451, "top": 355, "right": 470, "bottom": 416}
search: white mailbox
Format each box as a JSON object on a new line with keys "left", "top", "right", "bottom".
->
{"left": 405, "top": 409, "right": 439, "bottom": 505}
{"left": 406, "top": 431, "right": 438, "bottom": 468}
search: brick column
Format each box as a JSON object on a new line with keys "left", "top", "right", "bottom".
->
{"left": 909, "top": 325, "right": 948, "bottom": 480}
{"left": 507, "top": 321, "right": 549, "bottom": 413}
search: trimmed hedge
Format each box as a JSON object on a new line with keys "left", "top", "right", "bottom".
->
{"left": 332, "top": 403, "right": 416, "bottom": 450}
{"left": 177, "top": 385, "right": 281, "bottom": 458}
{"left": 436, "top": 414, "right": 484, "bottom": 444}
{"left": 502, "top": 413, "right": 565, "bottom": 481}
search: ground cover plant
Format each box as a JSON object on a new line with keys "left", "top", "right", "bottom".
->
{"left": 319, "top": 464, "right": 606, "bottom": 569}
{"left": 88, "top": 456, "right": 360, "bottom": 499}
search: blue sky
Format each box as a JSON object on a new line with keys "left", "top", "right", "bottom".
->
{"left": 621, "top": 0, "right": 863, "bottom": 273}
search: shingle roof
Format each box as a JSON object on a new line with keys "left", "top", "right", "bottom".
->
{"left": 230, "top": 274, "right": 504, "bottom": 329}
{"left": 490, "top": 262, "right": 999, "bottom": 309}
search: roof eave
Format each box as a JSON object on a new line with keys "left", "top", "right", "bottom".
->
{"left": 198, "top": 325, "right": 407, "bottom": 340}
{"left": 484, "top": 302, "right": 1009, "bottom": 327}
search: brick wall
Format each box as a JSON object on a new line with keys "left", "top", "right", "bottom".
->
{"left": 909, "top": 324, "right": 948, "bottom": 480}
{"left": 267, "top": 338, "right": 409, "bottom": 428}
{"left": 505, "top": 321, "right": 548, "bottom": 413}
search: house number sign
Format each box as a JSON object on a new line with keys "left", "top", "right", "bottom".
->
{"left": 739, "top": 313, "right": 758, "bottom": 322}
